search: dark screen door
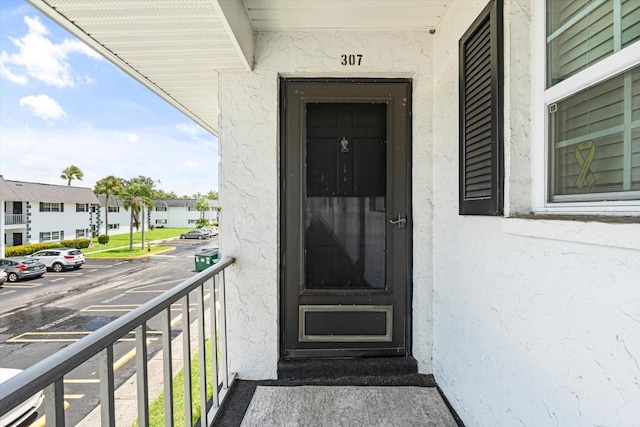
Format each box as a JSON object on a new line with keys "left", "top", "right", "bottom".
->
{"left": 281, "top": 79, "right": 411, "bottom": 358}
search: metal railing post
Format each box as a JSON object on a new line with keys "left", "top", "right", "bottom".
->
{"left": 45, "top": 378, "right": 65, "bottom": 427}
{"left": 161, "top": 307, "right": 174, "bottom": 427}
{"left": 219, "top": 270, "right": 229, "bottom": 388}
{"left": 99, "top": 345, "right": 116, "bottom": 427}
{"left": 136, "top": 324, "right": 149, "bottom": 427}
{"left": 209, "top": 276, "right": 219, "bottom": 408}
{"left": 181, "top": 294, "right": 192, "bottom": 427}
{"left": 196, "top": 284, "right": 207, "bottom": 426}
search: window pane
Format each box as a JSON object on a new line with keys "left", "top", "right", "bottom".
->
{"left": 550, "top": 65, "right": 640, "bottom": 199}
{"left": 622, "top": 0, "right": 640, "bottom": 48}
{"left": 547, "top": 0, "right": 614, "bottom": 86}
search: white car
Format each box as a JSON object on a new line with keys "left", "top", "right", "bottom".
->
{"left": 27, "top": 248, "right": 85, "bottom": 272}
{"left": 0, "top": 368, "right": 44, "bottom": 427}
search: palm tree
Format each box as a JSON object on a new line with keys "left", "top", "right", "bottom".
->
{"left": 94, "top": 176, "right": 124, "bottom": 236}
{"left": 120, "top": 184, "right": 153, "bottom": 250}
{"left": 61, "top": 165, "right": 84, "bottom": 186}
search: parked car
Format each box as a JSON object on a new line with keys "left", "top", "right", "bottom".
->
{"left": 196, "top": 228, "right": 216, "bottom": 238}
{"left": 0, "top": 368, "right": 44, "bottom": 427}
{"left": 180, "top": 230, "right": 209, "bottom": 240}
{"left": 200, "top": 227, "right": 218, "bottom": 236}
{"left": 26, "top": 248, "right": 85, "bottom": 272}
{"left": 0, "top": 259, "right": 46, "bottom": 282}
{"left": 0, "top": 269, "right": 6, "bottom": 287}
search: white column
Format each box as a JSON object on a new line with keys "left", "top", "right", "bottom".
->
{"left": 0, "top": 199, "right": 5, "bottom": 258}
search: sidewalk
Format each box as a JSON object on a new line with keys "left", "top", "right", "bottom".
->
{"left": 83, "top": 237, "right": 179, "bottom": 257}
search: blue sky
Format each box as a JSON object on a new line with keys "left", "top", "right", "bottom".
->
{"left": 0, "top": 0, "right": 218, "bottom": 196}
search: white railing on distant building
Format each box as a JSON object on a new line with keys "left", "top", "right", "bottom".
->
{"left": 4, "top": 213, "right": 25, "bottom": 225}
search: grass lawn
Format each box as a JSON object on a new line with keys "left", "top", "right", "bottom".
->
{"left": 133, "top": 341, "right": 214, "bottom": 427}
{"left": 85, "top": 246, "right": 173, "bottom": 259}
{"left": 85, "top": 228, "right": 191, "bottom": 252}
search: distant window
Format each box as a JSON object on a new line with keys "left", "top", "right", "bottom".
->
{"left": 40, "top": 231, "right": 62, "bottom": 242}
{"left": 188, "top": 219, "right": 197, "bottom": 224}
{"left": 76, "top": 229, "right": 86, "bottom": 238}
{"left": 108, "top": 206, "right": 119, "bottom": 213}
{"left": 156, "top": 206, "right": 167, "bottom": 211}
{"left": 40, "top": 202, "right": 63, "bottom": 212}
{"left": 108, "top": 223, "right": 119, "bottom": 230}
{"left": 76, "top": 204, "right": 88, "bottom": 212}
{"left": 156, "top": 219, "right": 167, "bottom": 224}
{"left": 91, "top": 205, "right": 96, "bottom": 212}
{"left": 188, "top": 207, "right": 198, "bottom": 211}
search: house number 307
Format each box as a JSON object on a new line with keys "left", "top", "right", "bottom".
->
{"left": 341, "top": 54, "right": 363, "bottom": 66}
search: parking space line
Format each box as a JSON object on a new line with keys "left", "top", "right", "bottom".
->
{"left": 82, "top": 264, "right": 113, "bottom": 269}
{"left": 64, "top": 394, "right": 85, "bottom": 399}
{"left": 46, "top": 272, "right": 83, "bottom": 277}
{"left": 81, "top": 304, "right": 195, "bottom": 312}
{"left": 125, "top": 278, "right": 191, "bottom": 293}
{"left": 2, "top": 282, "right": 44, "bottom": 288}
{"left": 7, "top": 331, "right": 161, "bottom": 343}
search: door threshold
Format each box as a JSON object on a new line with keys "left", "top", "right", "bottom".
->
{"left": 277, "top": 356, "right": 418, "bottom": 380}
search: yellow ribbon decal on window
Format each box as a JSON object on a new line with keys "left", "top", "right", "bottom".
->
{"left": 575, "top": 140, "right": 596, "bottom": 189}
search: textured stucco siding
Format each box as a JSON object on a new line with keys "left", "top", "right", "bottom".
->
{"left": 29, "top": 204, "right": 92, "bottom": 242}
{"left": 432, "top": 1, "right": 640, "bottom": 426}
{"left": 219, "top": 30, "right": 434, "bottom": 379}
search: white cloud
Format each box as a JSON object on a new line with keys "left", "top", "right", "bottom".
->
{"left": 19, "top": 94, "right": 66, "bottom": 121}
{"left": 0, "top": 125, "right": 219, "bottom": 196}
{"left": 0, "top": 51, "right": 28, "bottom": 84}
{"left": 1, "top": 16, "right": 101, "bottom": 88}
{"left": 176, "top": 160, "right": 199, "bottom": 170}
{"left": 176, "top": 122, "right": 203, "bottom": 137}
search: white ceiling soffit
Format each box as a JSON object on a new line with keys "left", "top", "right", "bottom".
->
{"left": 27, "top": 0, "right": 255, "bottom": 136}
{"left": 244, "top": 0, "right": 451, "bottom": 31}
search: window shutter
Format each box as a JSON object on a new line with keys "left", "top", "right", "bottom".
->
{"left": 39, "top": 232, "right": 44, "bottom": 242}
{"left": 459, "top": 0, "right": 503, "bottom": 215}
{"left": 39, "top": 202, "right": 44, "bottom": 212}
{"left": 60, "top": 203, "right": 64, "bottom": 212}
{"left": 61, "top": 230, "right": 64, "bottom": 240}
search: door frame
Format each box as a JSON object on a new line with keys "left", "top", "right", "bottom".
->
{"left": 279, "top": 78, "right": 413, "bottom": 359}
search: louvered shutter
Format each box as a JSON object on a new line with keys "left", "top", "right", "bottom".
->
{"left": 459, "top": 0, "right": 503, "bottom": 215}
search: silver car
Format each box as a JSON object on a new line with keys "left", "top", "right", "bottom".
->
{"left": 27, "top": 248, "right": 85, "bottom": 272}
{"left": 0, "top": 269, "right": 6, "bottom": 286}
{"left": 0, "top": 258, "right": 46, "bottom": 282}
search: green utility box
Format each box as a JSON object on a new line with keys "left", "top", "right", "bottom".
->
{"left": 194, "top": 249, "right": 219, "bottom": 272}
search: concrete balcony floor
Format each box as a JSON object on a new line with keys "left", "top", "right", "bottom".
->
{"left": 214, "top": 358, "right": 463, "bottom": 426}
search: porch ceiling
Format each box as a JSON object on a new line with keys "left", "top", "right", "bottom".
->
{"left": 27, "top": 0, "right": 452, "bottom": 135}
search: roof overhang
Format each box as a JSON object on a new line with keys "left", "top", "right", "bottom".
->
{"left": 26, "top": 1, "right": 452, "bottom": 136}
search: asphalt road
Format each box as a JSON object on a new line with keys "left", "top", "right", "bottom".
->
{"left": 0, "top": 236, "right": 219, "bottom": 426}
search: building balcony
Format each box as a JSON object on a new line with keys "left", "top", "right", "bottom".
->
{"left": 4, "top": 213, "right": 25, "bottom": 226}
{"left": 0, "top": 257, "right": 459, "bottom": 426}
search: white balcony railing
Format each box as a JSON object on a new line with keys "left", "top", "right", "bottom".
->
{"left": 4, "top": 213, "right": 25, "bottom": 225}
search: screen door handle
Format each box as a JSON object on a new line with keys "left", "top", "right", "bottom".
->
{"left": 389, "top": 213, "right": 407, "bottom": 228}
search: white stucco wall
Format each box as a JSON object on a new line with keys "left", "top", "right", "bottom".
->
{"left": 432, "top": 1, "right": 640, "bottom": 426}
{"left": 28, "top": 202, "right": 92, "bottom": 243}
{"left": 219, "top": 30, "right": 435, "bottom": 379}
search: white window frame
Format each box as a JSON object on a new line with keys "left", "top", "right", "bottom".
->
{"left": 108, "top": 223, "right": 119, "bottom": 230}
{"left": 76, "top": 229, "right": 86, "bottom": 238}
{"left": 41, "top": 231, "right": 61, "bottom": 242}
{"left": 41, "top": 202, "right": 62, "bottom": 212}
{"left": 156, "top": 219, "right": 167, "bottom": 224}
{"left": 532, "top": 0, "right": 640, "bottom": 214}
{"left": 76, "top": 204, "right": 88, "bottom": 212}
{"left": 156, "top": 206, "right": 167, "bottom": 211}
{"left": 108, "top": 206, "right": 120, "bottom": 213}
{"left": 188, "top": 219, "right": 198, "bottom": 224}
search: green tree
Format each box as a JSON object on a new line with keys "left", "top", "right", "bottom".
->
{"left": 195, "top": 196, "right": 210, "bottom": 220}
{"left": 61, "top": 165, "right": 84, "bottom": 186}
{"left": 120, "top": 184, "right": 154, "bottom": 250}
{"left": 205, "top": 190, "right": 219, "bottom": 200}
{"left": 94, "top": 176, "right": 124, "bottom": 236}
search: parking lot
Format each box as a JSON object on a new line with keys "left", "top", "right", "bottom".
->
{"left": 0, "top": 237, "right": 218, "bottom": 426}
